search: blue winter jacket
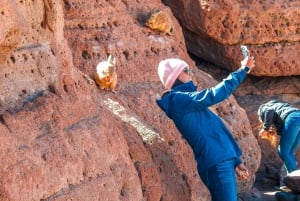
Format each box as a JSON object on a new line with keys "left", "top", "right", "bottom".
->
{"left": 156, "top": 68, "right": 247, "bottom": 175}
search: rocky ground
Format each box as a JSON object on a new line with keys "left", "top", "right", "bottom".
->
{"left": 248, "top": 172, "right": 280, "bottom": 201}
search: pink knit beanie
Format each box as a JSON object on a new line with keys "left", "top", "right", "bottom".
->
{"left": 158, "top": 58, "right": 188, "bottom": 89}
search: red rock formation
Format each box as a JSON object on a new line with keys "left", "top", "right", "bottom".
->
{"left": 0, "top": 0, "right": 262, "bottom": 200}
{"left": 164, "top": 0, "right": 300, "bottom": 76}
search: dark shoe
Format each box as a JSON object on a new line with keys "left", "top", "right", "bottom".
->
{"left": 275, "top": 191, "right": 298, "bottom": 201}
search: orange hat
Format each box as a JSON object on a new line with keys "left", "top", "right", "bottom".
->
{"left": 158, "top": 58, "right": 188, "bottom": 89}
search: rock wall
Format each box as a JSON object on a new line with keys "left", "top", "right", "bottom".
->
{"left": 0, "top": 0, "right": 275, "bottom": 200}
{"left": 163, "top": 0, "right": 300, "bottom": 76}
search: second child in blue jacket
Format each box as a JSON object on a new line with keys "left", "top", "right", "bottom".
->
{"left": 156, "top": 53, "right": 255, "bottom": 201}
{"left": 258, "top": 100, "right": 300, "bottom": 173}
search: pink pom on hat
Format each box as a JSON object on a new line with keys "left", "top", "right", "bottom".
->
{"left": 158, "top": 58, "right": 188, "bottom": 89}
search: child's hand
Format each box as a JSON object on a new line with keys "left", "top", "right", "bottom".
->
{"left": 235, "top": 164, "right": 249, "bottom": 180}
{"left": 241, "top": 50, "right": 255, "bottom": 71}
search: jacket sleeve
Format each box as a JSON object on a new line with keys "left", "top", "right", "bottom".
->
{"left": 234, "top": 157, "right": 242, "bottom": 167}
{"left": 189, "top": 68, "right": 247, "bottom": 109}
{"left": 263, "top": 109, "right": 275, "bottom": 130}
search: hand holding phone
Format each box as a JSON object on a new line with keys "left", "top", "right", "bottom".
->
{"left": 240, "top": 45, "right": 255, "bottom": 73}
{"left": 240, "top": 45, "right": 248, "bottom": 58}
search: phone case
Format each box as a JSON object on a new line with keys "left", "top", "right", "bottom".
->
{"left": 240, "top": 45, "right": 248, "bottom": 58}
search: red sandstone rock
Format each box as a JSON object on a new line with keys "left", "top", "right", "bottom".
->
{"left": 0, "top": 0, "right": 264, "bottom": 200}
{"left": 164, "top": 0, "right": 300, "bottom": 76}
{"left": 284, "top": 170, "right": 300, "bottom": 193}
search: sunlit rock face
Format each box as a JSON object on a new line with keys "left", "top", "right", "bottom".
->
{"left": 163, "top": 0, "right": 300, "bottom": 76}
{"left": 8, "top": 0, "right": 300, "bottom": 200}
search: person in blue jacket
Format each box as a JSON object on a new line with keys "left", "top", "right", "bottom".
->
{"left": 258, "top": 100, "right": 300, "bottom": 173}
{"left": 156, "top": 53, "right": 255, "bottom": 201}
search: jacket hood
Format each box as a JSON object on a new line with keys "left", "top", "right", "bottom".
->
{"left": 257, "top": 104, "right": 266, "bottom": 120}
{"left": 156, "top": 80, "right": 197, "bottom": 118}
{"left": 258, "top": 100, "right": 299, "bottom": 121}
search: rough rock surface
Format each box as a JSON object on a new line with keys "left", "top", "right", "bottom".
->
{"left": 284, "top": 170, "right": 300, "bottom": 193}
{"left": 0, "top": 0, "right": 211, "bottom": 200}
{"left": 163, "top": 0, "right": 300, "bottom": 76}
{"left": 1, "top": 0, "right": 298, "bottom": 201}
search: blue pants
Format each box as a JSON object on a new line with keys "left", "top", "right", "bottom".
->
{"left": 278, "top": 111, "right": 300, "bottom": 173}
{"left": 200, "top": 159, "right": 237, "bottom": 201}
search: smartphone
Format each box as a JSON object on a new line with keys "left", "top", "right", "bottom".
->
{"left": 240, "top": 45, "right": 248, "bottom": 58}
